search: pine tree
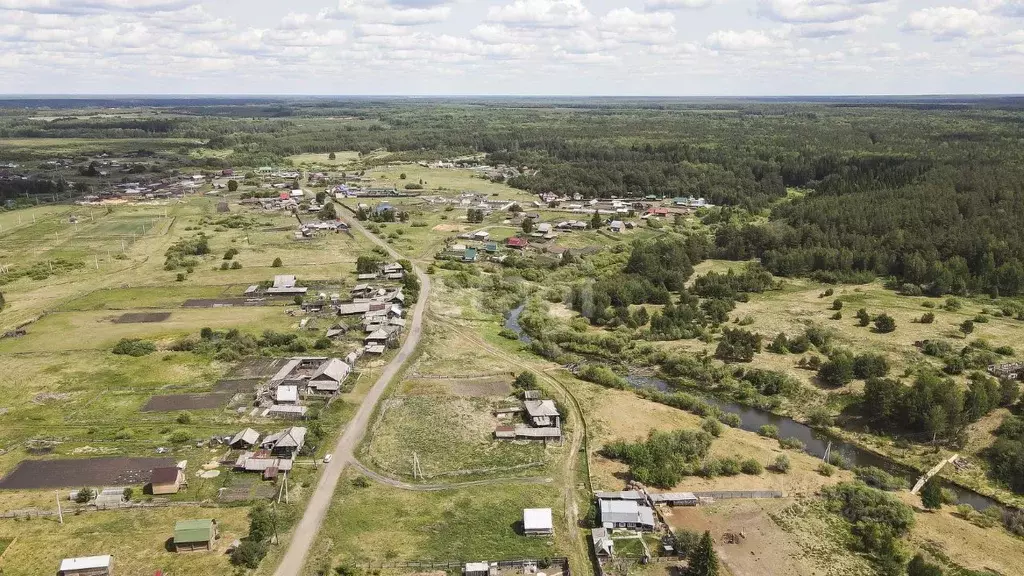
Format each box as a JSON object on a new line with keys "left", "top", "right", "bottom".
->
{"left": 687, "top": 530, "right": 719, "bottom": 576}
{"left": 590, "top": 210, "right": 603, "bottom": 229}
{"left": 920, "top": 479, "right": 942, "bottom": 510}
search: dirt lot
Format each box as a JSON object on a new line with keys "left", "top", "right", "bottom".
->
{"left": 141, "top": 393, "right": 233, "bottom": 412}
{"left": 112, "top": 312, "right": 172, "bottom": 323}
{"left": 214, "top": 378, "right": 262, "bottom": 393}
{"left": 664, "top": 499, "right": 872, "bottom": 576}
{"left": 0, "top": 457, "right": 174, "bottom": 489}
{"left": 226, "top": 357, "right": 289, "bottom": 379}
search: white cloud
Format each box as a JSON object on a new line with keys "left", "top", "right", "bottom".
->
{"left": 902, "top": 7, "right": 998, "bottom": 39}
{"left": 977, "top": 0, "right": 1024, "bottom": 17}
{"left": 705, "top": 29, "right": 778, "bottom": 51}
{"left": 757, "top": 0, "right": 890, "bottom": 23}
{"left": 644, "top": 0, "right": 714, "bottom": 9}
{"left": 0, "top": 0, "right": 196, "bottom": 13}
{"left": 486, "top": 0, "right": 592, "bottom": 28}
{"left": 319, "top": 0, "right": 451, "bottom": 26}
{"left": 598, "top": 7, "right": 676, "bottom": 44}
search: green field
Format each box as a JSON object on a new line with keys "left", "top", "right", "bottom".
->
{"left": 299, "top": 470, "right": 563, "bottom": 575}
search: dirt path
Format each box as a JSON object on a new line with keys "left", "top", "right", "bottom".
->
{"left": 350, "top": 459, "right": 554, "bottom": 491}
{"left": 272, "top": 216, "right": 431, "bottom": 576}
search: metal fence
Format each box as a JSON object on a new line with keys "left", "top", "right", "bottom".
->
{"left": 0, "top": 500, "right": 201, "bottom": 520}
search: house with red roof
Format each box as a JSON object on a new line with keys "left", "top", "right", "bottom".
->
{"left": 506, "top": 237, "right": 529, "bottom": 249}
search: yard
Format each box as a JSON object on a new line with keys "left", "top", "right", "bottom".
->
{"left": 0, "top": 505, "right": 250, "bottom": 576}
{"left": 297, "top": 470, "right": 564, "bottom": 576}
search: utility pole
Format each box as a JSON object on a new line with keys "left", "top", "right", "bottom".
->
{"left": 56, "top": 490, "right": 63, "bottom": 525}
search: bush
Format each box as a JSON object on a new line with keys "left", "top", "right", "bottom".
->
{"left": 719, "top": 412, "right": 742, "bottom": 428}
{"left": 313, "top": 337, "right": 332, "bottom": 350}
{"left": 169, "top": 429, "right": 191, "bottom": 443}
{"left": 779, "top": 437, "right": 805, "bottom": 451}
{"left": 223, "top": 248, "right": 239, "bottom": 260}
{"left": 112, "top": 338, "right": 156, "bottom": 357}
{"left": 231, "top": 540, "right": 269, "bottom": 569}
{"left": 175, "top": 273, "right": 185, "bottom": 282}
{"left": 701, "top": 418, "right": 723, "bottom": 437}
{"left": 827, "top": 452, "right": 849, "bottom": 469}
{"left": 874, "top": 313, "right": 897, "bottom": 333}
{"left": 272, "top": 257, "right": 283, "bottom": 267}
{"left": 818, "top": 462, "right": 835, "bottom": 476}
{"left": 919, "top": 312, "right": 935, "bottom": 324}
{"left": 832, "top": 299, "right": 843, "bottom": 310}
{"left": 176, "top": 412, "right": 193, "bottom": 425}
{"left": 771, "top": 454, "right": 790, "bottom": 473}
{"left": 853, "top": 352, "right": 890, "bottom": 379}
{"left": 231, "top": 261, "right": 242, "bottom": 269}
{"left": 741, "top": 458, "right": 763, "bottom": 475}
{"left": 758, "top": 424, "right": 779, "bottom": 439}
{"left": 123, "top": 487, "right": 134, "bottom": 501}
{"left": 854, "top": 466, "right": 908, "bottom": 491}
{"left": 74, "top": 487, "right": 94, "bottom": 503}
{"left": 719, "top": 457, "right": 741, "bottom": 476}
{"left": 220, "top": 262, "right": 230, "bottom": 270}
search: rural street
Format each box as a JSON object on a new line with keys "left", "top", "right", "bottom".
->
{"left": 273, "top": 214, "right": 431, "bottom": 576}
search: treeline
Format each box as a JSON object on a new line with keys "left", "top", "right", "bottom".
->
{"left": 714, "top": 164, "right": 1024, "bottom": 295}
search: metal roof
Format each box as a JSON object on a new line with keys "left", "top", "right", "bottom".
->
{"left": 648, "top": 492, "right": 697, "bottom": 503}
{"left": 276, "top": 385, "right": 298, "bottom": 403}
{"left": 599, "top": 499, "right": 655, "bottom": 527}
{"left": 263, "top": 426, "right": 306, "bottom": 448}
{"left": 523, "top": 507, "right": 553, "bottom": 531}
{"left": 523, "top": 399, "right": 559, "bottom": 417}
{"left": 311, "top": 358, "right": 350, "bottom": 382}
{"left": 60, "top": 555, "right": 112, "bottom": 571}
{"left": 230, "top": 428, "right": 260, "bottom": 446}
{"left": 595, "top": 490, "right": 646, "bottom": 501}
{"left": 174, "top": 519, "right": 215, "bottom": 544}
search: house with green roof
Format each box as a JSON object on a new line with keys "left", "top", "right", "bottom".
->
{"left": 173, "top": 519, "right": 218, "bottom": 552}
{"left": 463, "top": 247, "right": 478, "bottom": 262}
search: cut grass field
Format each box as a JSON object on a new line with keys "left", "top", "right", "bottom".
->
{"left": 286, "top": 152, "right": 362, "bottom": 167}
{"left": 298, "top": 470, "right": 564, "bottom": 575}
{"left": 0, "top": 505, "right": 250, "bottom": 576}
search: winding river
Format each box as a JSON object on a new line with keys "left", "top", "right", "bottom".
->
{"left": 505, "top": 305, "right": 1003, "bottom": 511}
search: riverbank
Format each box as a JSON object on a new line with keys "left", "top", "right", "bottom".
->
{"left": 503, "top": 308, "right": 1023, "bottom": 513}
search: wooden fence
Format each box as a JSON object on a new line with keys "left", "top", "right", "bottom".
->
{"left": 690, "top": 490, "right": 784, "bottom": 500}
{"left": 357, "top": 557, "right": 571, "bottom": 575}
{"left": 0, "top": 500, "right": 202, "bottom": 520}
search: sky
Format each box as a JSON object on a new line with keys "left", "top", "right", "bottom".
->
{"left": 0, "top": 0, "right": 1022, "bottom": 95}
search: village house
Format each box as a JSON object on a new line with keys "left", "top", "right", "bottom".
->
{"left": 261, "top": 426, "right": 307, "bottom": 457}
{"left": 149, "top": 467, "right": 185, "bottom": 495}
{"left": 307, "top": 358, "right": 351, "bottom": 394}
{"left": 647, "top": 492, "right": 699, "bottom": 506}
{"left": 229, "top": 428, "right": 260, "bottom": 449}
{"left": 522, "top": 508, "right": 554, "bottom": 536}
{"left": 609, "top": 221, "right": 624, "bottom": 233}
{"left": 506, "top": 237, "right": 528, "bottom": 249}
{"left": 463, "top": 247, "right": 478, "bottom": 263}
{"left": 173, "top": 519, "right": 218, "bottom": 552}
{"left": 266, "top": 275, "right": 308, "bottom": 295}
{"left": 472, "top": 230, "right": 490, "bottom": 241}
{"left": 263, "top": 405, "right": 308, "bottom": 419}
{"left": 58, "top": 555, "right": 113, "bottom": 576}
{"left": 598, "top": 498, "right": 656, "bottom": 531}
{"left": 523, "top": 399, "right": 560, "bottom": 427}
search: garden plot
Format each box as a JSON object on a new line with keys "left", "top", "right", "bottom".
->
{"left": 0, "top": 457, "right": 174, "bottom": 489}
{"left": 112, "top": 312, "right": 171, "bottom": 323}
{"left": 141, "top": 393, "right": 234, "bottom": 412}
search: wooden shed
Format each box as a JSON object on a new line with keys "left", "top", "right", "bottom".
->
{"left": 149, "top": 467, "right": 184, "bottom": 495}
{"left": 173, "top": 519, "right": 217, "bottom": 552}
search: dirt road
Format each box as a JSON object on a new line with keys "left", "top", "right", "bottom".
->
{"left": 272, "top": 216, "right": 431, "bottom": 576}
